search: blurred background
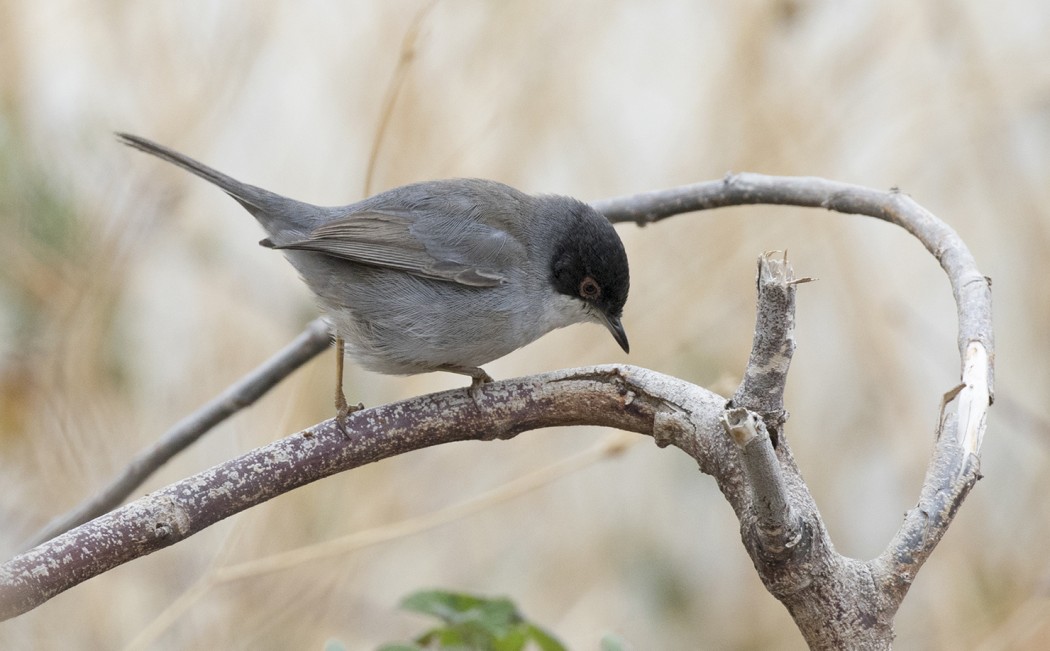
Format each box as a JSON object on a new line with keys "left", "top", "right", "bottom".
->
{"left": 0, "top": 0, "right": 1046, "bottom": 648}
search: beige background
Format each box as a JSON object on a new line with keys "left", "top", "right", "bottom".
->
{"left": 0, "top": 1, "right": 1046, "bottom": 648}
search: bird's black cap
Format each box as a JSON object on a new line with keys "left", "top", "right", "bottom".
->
{"left": 549, "top": 201, "right": 630, "bottom": 352}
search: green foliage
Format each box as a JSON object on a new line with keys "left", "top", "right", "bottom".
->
{"left": 379, "top": 590, "right": 567, "bottom": 651}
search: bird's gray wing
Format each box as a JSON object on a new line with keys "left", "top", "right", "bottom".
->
{"left": 267, "top": 210, "right": 524, "bottom": 287}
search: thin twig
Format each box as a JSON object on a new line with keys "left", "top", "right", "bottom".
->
{"left": 22, "top": 317, "right": 333, "bottom": 549}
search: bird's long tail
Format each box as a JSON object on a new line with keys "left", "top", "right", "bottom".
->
{"left": 117, "top": 133, "right": 316, "bottom": 238}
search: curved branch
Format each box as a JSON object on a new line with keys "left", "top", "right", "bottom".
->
{"left": 594, "top": 172, "right": 994, "bottom": 393}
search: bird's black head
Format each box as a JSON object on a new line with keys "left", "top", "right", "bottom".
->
{"left": 548, "top": 200, "right": 631, "bottom": 352}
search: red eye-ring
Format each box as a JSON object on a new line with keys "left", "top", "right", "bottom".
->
{"left": 579, "top": 276, "right": 601, "bottom": 300}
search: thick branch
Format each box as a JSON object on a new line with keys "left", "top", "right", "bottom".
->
{"left": 0, "top": 365, "right": 725, "bottom": 621}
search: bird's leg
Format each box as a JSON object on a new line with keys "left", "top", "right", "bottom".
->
{"left": 438, "top": 364, "right": 494, "bottom": 403}
{"left": 334, "top": 336, "right": 363, "bottom": 435}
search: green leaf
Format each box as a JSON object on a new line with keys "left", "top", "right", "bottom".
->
{"left": 415, "top": 620, "right": 499, "bottom": 649}
{"left": 385, "top": 590, "right": 568, "bottom": 651}
{"left": 401, "top": 590, "right": 522, "bottom": 635}
{"left": 492, "top": 625, "right": 527, "bottom": 651}
{"left": 524, "top": 624, "right": 567, "bottom": 651}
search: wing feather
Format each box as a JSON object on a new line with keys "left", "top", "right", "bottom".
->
{"left": 270, "top": 209, "right": 521, "bottom": 287}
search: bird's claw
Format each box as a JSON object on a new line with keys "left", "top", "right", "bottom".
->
{"left": 335, "top": 393, "right": 364, "bottom": 439}
{"left": 467, "top": 371, "right": 493, "bottom": 405}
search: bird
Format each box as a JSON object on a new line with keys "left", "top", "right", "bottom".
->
{"left": 118, "top": 133, "right": 630, "bottom": 421}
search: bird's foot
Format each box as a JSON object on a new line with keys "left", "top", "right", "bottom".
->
{"left": 467, "top": 369, "right": 494, "bottom": 405}
{"left": 335, "top": 391, "right": 365, "bottom": 439}
{"left": 437, "top": 364, "right": 493, "bottom": 406}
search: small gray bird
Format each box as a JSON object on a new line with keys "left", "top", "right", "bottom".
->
{"left": 119, "top": 134, "right": 630, "bottom": 417}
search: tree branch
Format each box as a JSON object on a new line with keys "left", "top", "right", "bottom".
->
{"left": 730, "top": 251, "right": 810, "bottom": 443}
{"left": 22, "top": 317, "right": 333, "bottom": 549}
{"left": 722, "top": 407, "right": 802, "bottom": 557}
{"left": 594, "top": 172, "right": 994, "bottom": 391}
{"left": 724, "top": 252, "right": 806, "bottom": 558}
{"left": 0, "top": 365, "right": 724, "bottom": 621}
{"left": 594, "top": 175, "right": 992, "bottom": 646}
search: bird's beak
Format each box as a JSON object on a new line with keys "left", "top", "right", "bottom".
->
{"left": 602, "top": 314, "right": 630, "bottom": 354}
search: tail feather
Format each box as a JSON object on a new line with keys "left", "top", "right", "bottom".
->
{"left": 117, "top": 133, "right": 316, "bottom": 238}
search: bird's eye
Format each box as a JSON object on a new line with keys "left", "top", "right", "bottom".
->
{"left": 579, "top": 276, "right": 601, "bottom": 300}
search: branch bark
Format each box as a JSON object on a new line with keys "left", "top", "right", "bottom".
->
{"left": 0, "top": 366, "right": 724, "bottom": 620}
